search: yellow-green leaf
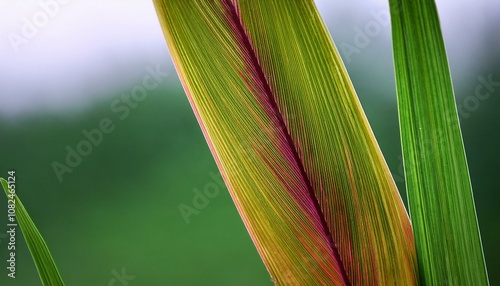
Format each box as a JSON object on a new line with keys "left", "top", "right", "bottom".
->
{"left": 154, "top": 1, "right": 418, "bottom": 284}
{"left": 1, "top": 178, "right": 65, "bottom": 286}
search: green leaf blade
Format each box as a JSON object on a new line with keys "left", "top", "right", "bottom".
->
{"left": 389, "top": 0, "right": 489, "bottom": 284}
{"left": 1, "top": 178, "right": 65, "bottom": 286}
{"left": 154, "top": 1, "right": 418, "bottom": 284}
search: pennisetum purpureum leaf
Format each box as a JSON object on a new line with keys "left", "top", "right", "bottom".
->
{"left": 389, "top": 0, "right": 489, "bottom": 284}
{"left": 154, "top": 1, "right": 418, "bottom": 284}
{"left": 1, "top": 178, "right": 65, "bottom": 286}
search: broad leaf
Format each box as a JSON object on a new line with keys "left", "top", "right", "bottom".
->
{"left": 389, "top": 0, "right": 489, "bottom": 284}
{"left": 1, "top": 178, "right": 65, "bottom": 286}
{"left": 154, "top": 1, "right": 417, "bottom": 284}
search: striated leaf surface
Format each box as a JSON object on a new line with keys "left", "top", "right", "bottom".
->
{"left": 389, "top": 0, "right": 489, "bottom": 284}
{"left": 154, "top": 1, "right": 418, "bottom": 284}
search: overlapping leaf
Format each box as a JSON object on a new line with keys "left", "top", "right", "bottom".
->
{"left": 154, "top": 1, "right": 418, "bottom": 284}
{"left": 389, "top": 0, "right": 489, "bottom": 284}
{"left": 1, "top": 178, "right": 65, "bottom": 286}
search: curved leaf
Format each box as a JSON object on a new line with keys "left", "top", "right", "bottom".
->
{"left": 1, "top": 178, "right": 65, "bottom": 286}
{"left": 154, "top": 1, "right": 418, "bottom": 284}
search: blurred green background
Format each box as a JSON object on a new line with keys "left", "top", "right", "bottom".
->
{"left": 0, "top": 1, "right": 499, "bottom": 285}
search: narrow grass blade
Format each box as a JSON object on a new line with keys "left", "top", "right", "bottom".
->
{"left": 1, "top": 178, "right": 65, "bottom": 286}
{"left": 389, "top": 0, "right": 489, "bottom": 284}
{"left": 154, "top": 1, "right": 418, "bottom": 284}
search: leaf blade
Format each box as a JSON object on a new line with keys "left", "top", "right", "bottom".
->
{"left": 389, "top": 0, "right": 489, "bottom": 284}
{"left": 154, "top": 1, "right": 418, "bottom": 284}
{"left": 1, "top": 178, "right": 65, "bottom": 286}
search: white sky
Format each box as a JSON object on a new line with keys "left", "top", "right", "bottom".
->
{"left": 0, "top": 0, "right": 498, "bottom": 117}
{"left": 0, "top": 0, "right": 171, "bottom": 116}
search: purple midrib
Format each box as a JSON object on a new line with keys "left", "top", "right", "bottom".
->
{"left": 221, "top": 1, "right": 351, "bottom": 285}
